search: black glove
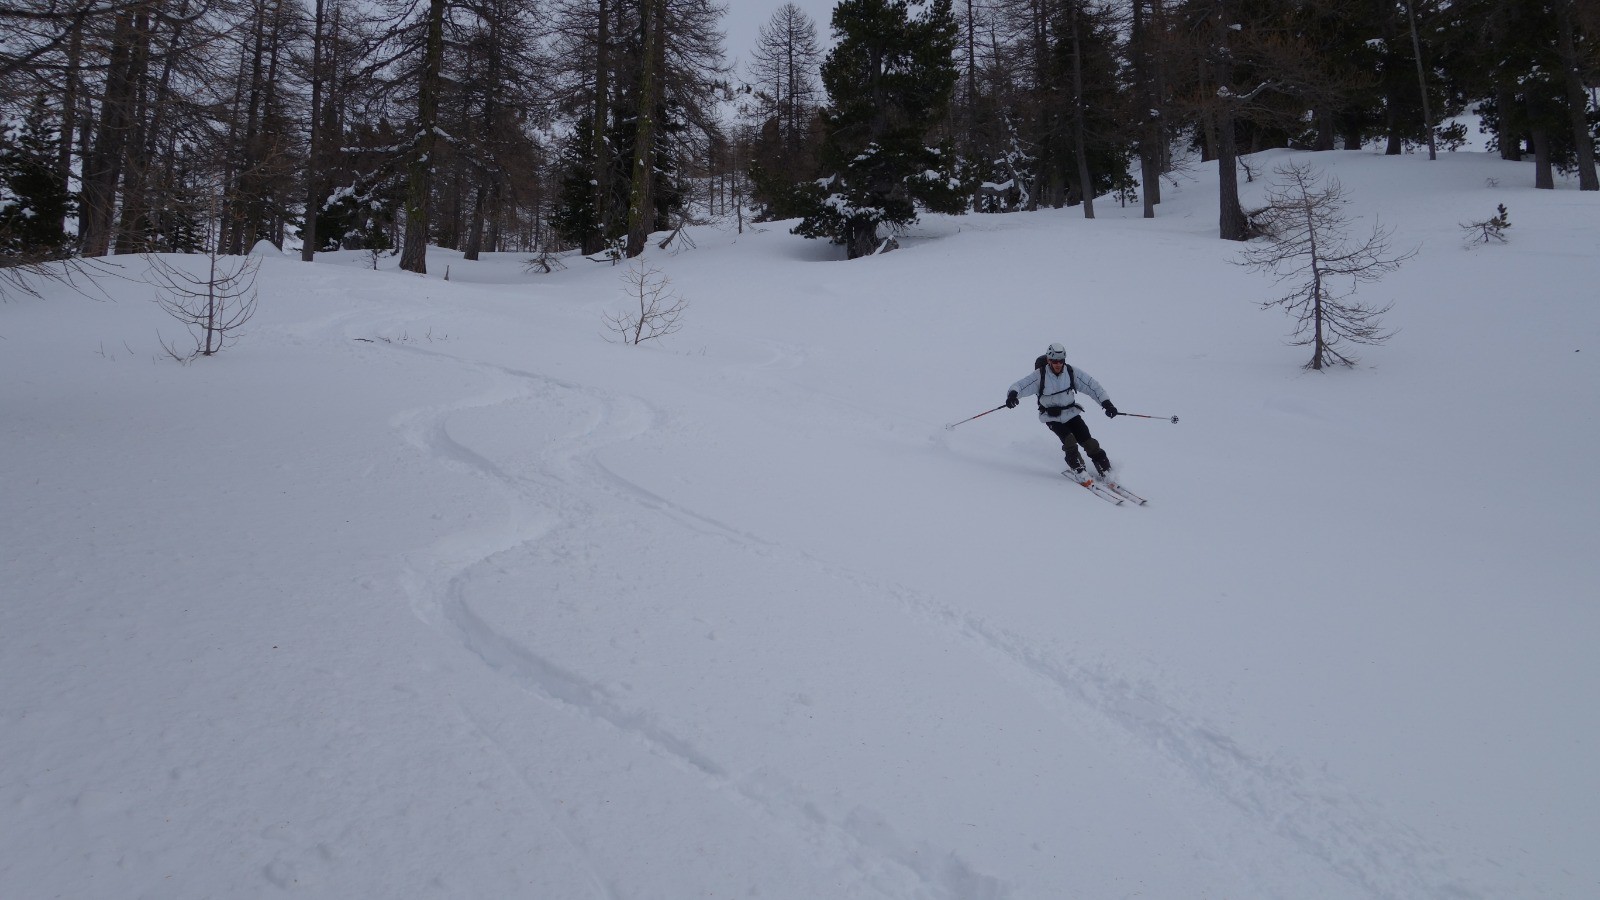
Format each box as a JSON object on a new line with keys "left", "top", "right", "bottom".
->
{"left": 1102, "top": 400, "right": 1119, "bottom": 418}
{"left": 1005, "top": 390, "right": 1019, "bottom": 409}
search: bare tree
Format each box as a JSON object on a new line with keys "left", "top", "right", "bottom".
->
{"left": 1236, "top": 161, "right": 1414, "bottom": 370}
{"left": 603, "top": 260, "right": 686, "bottom": 344}
{"left": 747, "top": 3, "right": 823, "bottom": 149}
{"left": 147, "top": 226, "right": 261, "bottom": 359}
{"left": 742, "top": 2, "right": 823, "bottom": 218}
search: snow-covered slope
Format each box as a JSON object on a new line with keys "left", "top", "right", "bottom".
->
{"left": 4, "top": 149, "right": 1596, "bottom": 899}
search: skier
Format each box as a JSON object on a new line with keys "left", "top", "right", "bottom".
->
{"left": 1006, "top": 342, "right": 1120, "bottom": 481}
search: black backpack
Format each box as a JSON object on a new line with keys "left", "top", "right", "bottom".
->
{"left": 1033, "top": 354, "right": 1076, "bottom": 412}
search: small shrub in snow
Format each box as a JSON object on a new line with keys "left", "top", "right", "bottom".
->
{"left": 1461, "top": 204, "right": 1511, "bottom": 246}
{"left": 523, "top": 246, "right": 568, "bottom": 274}
{"left": 604, "top": 261, "right": 687, "bottom": 345}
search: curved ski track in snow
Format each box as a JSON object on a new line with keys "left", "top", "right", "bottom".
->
{"left": 369, "top": 322, "right": 1472, "bottom": 899}
{"left": 373, "top": 337, "right": 1002, "bottom": 899}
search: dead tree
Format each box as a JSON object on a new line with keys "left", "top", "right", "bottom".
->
{"left": 603, "top": 260, "right": 686, "bottom": 344}
{"left": 1236, "top": 161, "right": 1414, "bottom": 370}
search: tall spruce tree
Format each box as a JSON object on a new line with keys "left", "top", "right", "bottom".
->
{"left": 0, "top": 101, "right": 74, "bottom": 260}
{"left": 794, "top": 0, "right": 966, "bottom": 259}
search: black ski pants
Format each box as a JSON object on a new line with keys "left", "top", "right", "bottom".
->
{"left": 1047, "top": 416, "right": 1110, "bottom": 473}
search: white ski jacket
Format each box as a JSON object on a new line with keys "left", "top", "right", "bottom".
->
{"left": 1009, "top": 364, "right": 1111, "bottom": 423}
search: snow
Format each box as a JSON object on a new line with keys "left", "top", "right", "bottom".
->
{"left": 3, "top": 149, "right": 1597, "bottom": 899}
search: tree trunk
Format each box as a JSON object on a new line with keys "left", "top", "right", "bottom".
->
{"left": 57, "top": 17, "right": 85, "bottom": 239}
{"left": 137, "top": 0, "right": 192, "bottom": 252}
{"left": 1313, "top": 106, "right": 1335, "bottom": 151}
{"left": 1132, "top": 0, "right": 1161, "bottom": 217}
{"left": 1342, "top": 120, "right": 1362, "bottom": 150}
{"left": 1069, "top": 1, "right": 1094, "bottom": 219}
{"left": 847, "top": 220, "right": 879, "bottom": 259}
{"left": 400, "top": 0, "right": 448, "bottom": 273}
{"left": 1531, "top": 122, "right": 1554, "bottom": 189}
{"left": 486, "top": 179, "right": 503, "bottom": 252}
{"left": 1497, "top": 84, "right": 1521, "bottom": 160}
{"left": 1026, "top": 0, "right": 1048, "bottom": 211}
{"left": 468, "top": 7, "right": 504, "bottom": 260}
{"left": 586, "top": 0, "right": 612, "bottom": 255}
{"left": 229, "top": 0, "right": 273, "bottom": 255}
{"left": 1213, "top": 1, "right": 1247, "bottom": 241}
{"left": 1217, "top": 113, "right": 1247, "bottom": 240}
{"left": 216, "top": 51, "right": 246, "bottom": 254}
{"left": 626, "top": 0, "right": 663, "bottom": 258}
{"left": 1404, "top": 0, "right": 1436, "bottom": 160}
{"left": 79, "top": 7, "right": 140, "bottom": 257}
{"left": 1151, "top": 0, "right": 1170, "bottom": 181}
{"left": 302, "top": 0, "right": 327, "bottom": 260}
{"left": 1383, "top": 102, "right": 1403, "bottom": 155}
{"left": 1557, "top": 0, "right": 1599, "bottom": 190}
{"left": 463, "top": 183, "right": 487, "bottom": 260}
{"left": 114, "top": 4, "right": 154, "bottom": 254}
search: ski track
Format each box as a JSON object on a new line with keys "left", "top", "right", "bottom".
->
{"left": 365, "top": 316, "right": 1474, "bottom": 899}
{"left": 374, "top": 334, "right": 998, "bottom": 899}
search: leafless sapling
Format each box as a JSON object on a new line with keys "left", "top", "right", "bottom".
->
{"left": 147, "top": 246, "right": 260, "bottom": 361}
{"left": 1236, "top": 162, "right": 1416, "bottom": 370}
{"left": 604, "top": 261, "right": 687, "bottom": 345}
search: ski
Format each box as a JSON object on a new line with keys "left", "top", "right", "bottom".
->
{"left": 1102, "top": 481, "right": 1148, "bottom": 506}
{"left": 1063, "top": 470, "right": 1123, "bottom": 505}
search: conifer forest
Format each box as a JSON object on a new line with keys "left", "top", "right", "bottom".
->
{"left": 3, "top": 0, "right": 1597, "bottom": 269}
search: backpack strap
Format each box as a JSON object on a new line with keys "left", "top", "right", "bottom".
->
{"left": 1034, "top": 357, "right": 1079, "bottom": 414}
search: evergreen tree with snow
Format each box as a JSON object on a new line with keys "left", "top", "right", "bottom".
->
{"left": 551, "top": 122, "right": 610, "bottom": 253}
{"left": 0, "top": 101, "right": 74, "bottom": 262}
{"left": 793, "top": 0, "right": 967, "bottom": 259}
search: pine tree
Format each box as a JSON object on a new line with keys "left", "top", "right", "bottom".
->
{"left": 1444, "top": 0, "right": 1597, "bottom": 188}
{"left": 794, "top": 0, "right": 967, "bottom": 259}
{"left": 551, "top": 121, "right": 611, "bottom": 252}
{"left": 316, "top": 175, "right": 399, "bottom": 254}
{"left": 0, "top": 101, "right": 74, "bottom": 261}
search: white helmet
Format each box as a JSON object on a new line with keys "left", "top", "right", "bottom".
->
{"left": 1046, "top": 343, "right": 1066, "bottom": 362}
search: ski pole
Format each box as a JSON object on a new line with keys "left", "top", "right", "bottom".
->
{"left": 945, "top": 404, "right": 1008, "bottom": 430}
{"left": 1117, "top": 412, "right": 1180, "bottom": 423}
